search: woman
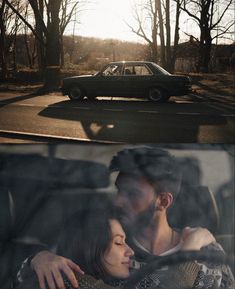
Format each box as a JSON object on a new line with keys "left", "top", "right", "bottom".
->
{"left": 14, "top": 205, "right": 214, "bottom": 289}
{"left": 56, "top": 206, "right": 134, "bottom": 285}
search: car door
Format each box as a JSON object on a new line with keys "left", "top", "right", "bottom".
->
{"left": 93, "top": 64, "right": 124, "bottom": 96}
{"left": 122, "top": 64, "right": 153, "bottom": 97}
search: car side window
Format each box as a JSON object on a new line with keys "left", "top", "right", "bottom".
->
{"left": 134, "top": 65, "right": 152, "bottom": 75}
{"left": 102, "top": 65, "right": 122, "bottom": 76}
{"left": 124, "top": 66, "right": 135, "bottom": 75}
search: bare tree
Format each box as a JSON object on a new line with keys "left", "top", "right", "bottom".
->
{"left": 60, "top": 0, "right": 88, "bottom": 67}
{"left": 0, "top": 0, "right": 24, "bottom": 79}
{"left": 181, "top": 0, "right": 234, "bottom": 72}
{"left": 23, "top": 3, "right": 37, "bottom": 69}
{"left": 126, "top": 0, "right": 159, "bottom": 63}
{"left": 0, "top": 0, "right": 7, "bottom": 80}
{"left": 5, "top": 0, "right": 88, "bottom": 90}
{"left": 127, "top": 0, "right": 182, "bottom": 72}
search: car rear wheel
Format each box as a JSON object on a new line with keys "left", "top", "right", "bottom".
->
{"left": 148, "top": 87, "right": 169, "bottom": 103}
{"left": 68, "top": 86, "right": 84, "bottom": 101}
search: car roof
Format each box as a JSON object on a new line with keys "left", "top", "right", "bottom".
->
{"left": 109, "top": 61, "right": 154, "bottom": 65}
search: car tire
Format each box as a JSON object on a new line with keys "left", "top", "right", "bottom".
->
{"left": 148, "top": 87, "right": 169, "bottom": 103}
{"left": 68, "top": 86, "right": 84, "bottom": 101}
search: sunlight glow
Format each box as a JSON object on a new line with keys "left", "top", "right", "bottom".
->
{"left": 66, "top": 0, "right": 142, "bottom": 42}
{"left": 65, "top": 0, "right": 233, "bottom": 44}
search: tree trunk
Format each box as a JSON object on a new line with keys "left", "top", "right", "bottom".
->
{"left": 198, "top": 6, "right": 212, "bottom": 73}
{"left": 171, "top": 0, "right": 180, "bottom": 73}
{"left": 60, "top": 34, "right": 64, "bottom": 68}
{"left": 156, "top": 0, "right": 166, "bottom": 68}
{"left": 165, "top": 0, "right": 172, "bottom": 71}
{"left": 35, "top": 23, "right": 45, "bottom": 73}
{"left": 0, "top": 1, "right": 7, "bottom": 80}
{"left": 24, "top": 33, "right": 33, "bottom": 68}
{"left": 151, "top": 6, "right": 158, "bottom": 63}
{"left": 44, "top": 0, "right": 61, "bottom": 90}
{"left": 198, "top": 33, "right": 212, "bottom": 73}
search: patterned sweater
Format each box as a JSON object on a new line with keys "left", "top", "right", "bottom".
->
{"left": 13, "top": 244, "right": 234, "bottom": 289}
{"left": 13, "top": 258, "right": 200, "bottom": 289}
{"left": 128, "top": 241, "right": 234, "bottom": 289}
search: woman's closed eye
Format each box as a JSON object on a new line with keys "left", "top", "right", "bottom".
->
{"left": 115, "top": 241, "right": 124, "bottom": 246}
{"left": 114, "top": 236, "right": 126, "bottom": 246}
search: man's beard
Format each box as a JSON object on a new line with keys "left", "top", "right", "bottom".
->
{"left": 116, "top": 200, "right": 157, "bottom": 236}
{"left": 133, "top": 200, "right": 157, "bottom": 231}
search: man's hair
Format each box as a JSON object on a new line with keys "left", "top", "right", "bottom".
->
{"left": 110, "top": 146, "right": 182, "bottom": 199}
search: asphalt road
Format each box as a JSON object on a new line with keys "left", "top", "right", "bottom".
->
{"left": 0, "top": 91, "right": 234, "bottom": 143}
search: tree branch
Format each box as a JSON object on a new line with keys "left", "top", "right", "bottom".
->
{"left": 5, "top": 0, "right": 45, "bottom": 45}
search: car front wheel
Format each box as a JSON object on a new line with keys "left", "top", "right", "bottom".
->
{"left": 148, "top": 87, "right": 169, "bottom": 103}
{"left": 68, "top": 86, "right": 84, "bottom": 101}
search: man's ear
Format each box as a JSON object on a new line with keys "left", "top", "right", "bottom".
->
{"left": 157, "top": 192, "right": 173, "bottom": 210}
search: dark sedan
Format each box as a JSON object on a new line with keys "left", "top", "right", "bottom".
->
{"left": 61, "top": 61, "right": 192, "bottom": 103}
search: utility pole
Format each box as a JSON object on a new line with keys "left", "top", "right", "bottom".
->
{"left": 110, "top": 40, "right": 116, "bottom": 61}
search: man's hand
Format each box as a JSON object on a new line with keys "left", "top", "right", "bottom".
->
{"left": 181, "top": 226, "right": 216, "bottom": 251}
{"left": 31, "top": 251, "right": 84, "bottom": 289}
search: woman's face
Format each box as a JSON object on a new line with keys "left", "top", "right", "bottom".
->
{"left": 103, "top": 219, "right": 134, "bottom": 279}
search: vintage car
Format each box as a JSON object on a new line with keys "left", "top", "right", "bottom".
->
{"left": 61, "top": 61, "right": 192, "bottom": 103}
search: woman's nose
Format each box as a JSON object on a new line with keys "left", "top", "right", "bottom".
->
{"left": 125, "top": 244, "right": 134, "bottom": 257}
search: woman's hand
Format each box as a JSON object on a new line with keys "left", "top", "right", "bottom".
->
{"left": 31, "top": 251, "right": 84, "bottom": 289}
{"left": 181, "top": 226, "right": 215, "bottom": 251}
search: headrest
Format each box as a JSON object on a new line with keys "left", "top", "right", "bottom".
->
{"left": 168, "top": 185, "right": 220, "bottom": 234}
{"left": 0, "top": 153, "right": 110, "bottom": 189}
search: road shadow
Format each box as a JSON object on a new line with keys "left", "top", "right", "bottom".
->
{"left": 38, "top": 100, "right": 229, "bottom": 143}
{"left": 192, "top": 78, "right": 235, "bottom": 98}
{"left": 0, "top": 92, "right": 41, "bottom": 108}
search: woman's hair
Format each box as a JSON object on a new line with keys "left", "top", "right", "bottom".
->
{"left": 56, "top": 204, "right": 125, "bottom": 279}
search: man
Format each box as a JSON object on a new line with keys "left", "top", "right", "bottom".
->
{"left": 14, "top": 147, "right": 234, "bottom": 289}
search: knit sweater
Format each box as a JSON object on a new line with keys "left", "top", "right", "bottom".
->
{"left": 13, "top": 260, "right": 200, "bottom": 289}
{"left": 129, "top": 241, "right": 234, "bottom": 289}
{"left": 13, "top": 244, "right": 234, "bottom": 289}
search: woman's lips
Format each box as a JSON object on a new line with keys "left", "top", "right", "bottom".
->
{"left": 122, "top": 260, "right": 131, "bottom": 267}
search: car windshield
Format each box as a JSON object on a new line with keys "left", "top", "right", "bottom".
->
{"left": 1, "top": 144, "right": 234, "bottom": 289}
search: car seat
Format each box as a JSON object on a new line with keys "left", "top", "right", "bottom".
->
{"left": 124, "top": 68, "right": 132, "bottom": 75}
{"left": 168, "top": 184, "right": 234, "bottom": 273}
{"left": 168, "top": 185, "right": 220, "bottom": 234}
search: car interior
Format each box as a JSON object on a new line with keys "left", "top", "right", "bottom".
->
{"left": 0, "top": 144, "right": 234, "bottom": 289}
{"left": 124, "top": 68, "right": 132, "bottom": 75}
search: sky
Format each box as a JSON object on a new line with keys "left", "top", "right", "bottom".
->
{"left": 65, "top": 0, "right": 234, "bottom": 44}
{"left": 65, "top": 0, "right": 150, "bottom": 43}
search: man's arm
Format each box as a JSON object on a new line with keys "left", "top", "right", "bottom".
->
{"left": 193, "top": 242, "right": 234, "bottom": 289}
{"left": 14, "top": 271, "right": 115, "bottom": 289}
{"left": 14, "top": 251, "right": 84, "bottom": 289}
{"left": 181, "top": 227, "right": 234, "bottom": 288}
{"left": 20, "top": 228, "right": 218, "bottom": 289}
{"left": 181, "top": 227, "right": 216, "bottom": 251}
